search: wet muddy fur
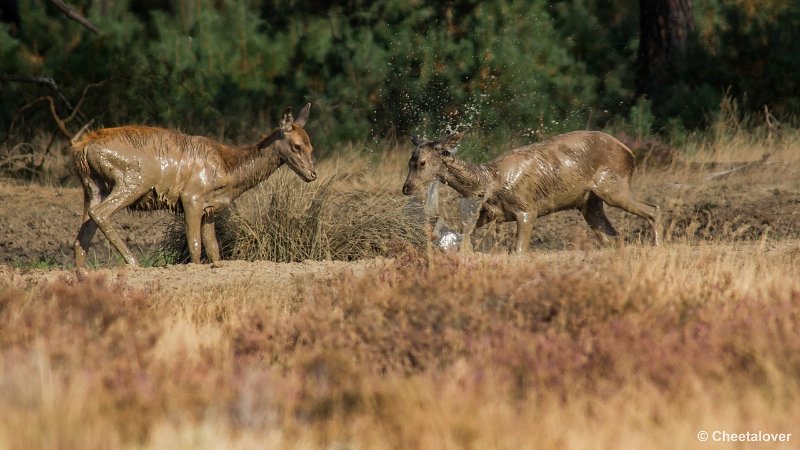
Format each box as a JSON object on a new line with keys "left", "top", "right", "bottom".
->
{"left": 71, "top": 104, "right": 317, "bottom": 267}
{"left": 403, "top": 131, "right": 660, "bottom": 252}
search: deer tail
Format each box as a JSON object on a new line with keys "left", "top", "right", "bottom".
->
{"left": 70, "top": 119, "right": 94, "bottom": 147}
{"left": 70, "top": 121, "right": 95, "bottom": 179}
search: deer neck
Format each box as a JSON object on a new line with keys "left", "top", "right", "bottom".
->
{"left": 227, "top": 141, "right": 284, "bottom": 199}
{"left": 438, "top": 158, "right": 493, "bottom": 197}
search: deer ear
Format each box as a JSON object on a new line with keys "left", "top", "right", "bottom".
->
{"left": 440, "top": 148, "right": 455, "bottom": 159}
{"left": 294, "top": 103, "right": 311, "bottom": 127}
{"left": 280, "top": 107, "right": 294, "bottom": 132}
{"left": 441, "top": 131, "right": 465, "bottom": 149}
{"left": 410, "top": 135, "right": 424, "bottom": 146}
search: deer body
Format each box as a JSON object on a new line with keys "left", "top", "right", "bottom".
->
{"left": 72, "top": 104, "right": 316, "bottom": 267}
{"left": 402, "top": 131, "right": 660, "bottom": 252}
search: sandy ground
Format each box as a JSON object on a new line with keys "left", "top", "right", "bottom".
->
{"left": 0, "top": 182, "right": 172, "bottom": 266}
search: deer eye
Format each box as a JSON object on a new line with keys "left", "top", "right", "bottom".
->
{"left": 291, "top": 144, "right": 301, "bottom": 153}
{"left": 419, "top": 160, "right": 426, "bottom": 168}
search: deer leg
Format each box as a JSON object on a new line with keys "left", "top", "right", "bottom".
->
{"left": 88, "top": 183, "right": 149, "bottom": 266}
{"left": 593, "top": 181, "right": 661, "bottom": 246}
{"left": 183, "top": 204, "right": 205, "bottom": 264}
{"left": 73, "top": 177, "right": 104, "bottom": 268}
{"left": 201, "top": 210, "right": 221, "bottom": 263}
{"left": 580, "top": 192, "right": 619, "bottom": 244}
{"left": 513, "top": 211, "right": 534, "bottom": 253}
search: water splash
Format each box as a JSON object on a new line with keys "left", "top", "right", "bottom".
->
{"left": 423, "top": 180, "right": 440, "bottom": 218}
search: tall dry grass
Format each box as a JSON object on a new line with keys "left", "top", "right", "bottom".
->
{"left": 1, "top": 242, "right": 799, "bottom": 449}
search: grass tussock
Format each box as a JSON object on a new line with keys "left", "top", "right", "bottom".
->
{"left": 1, "top": 243, "right": 799, "bottom": 448}
{"left": 162, "top": 167, "right": 426, "bottom": 263}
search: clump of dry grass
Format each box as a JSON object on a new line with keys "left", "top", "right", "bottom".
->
{"left": 162, "top": 167, "right": 426, "bottom": 263}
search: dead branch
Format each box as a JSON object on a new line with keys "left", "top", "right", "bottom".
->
{"left": 61, "top": 79, "right": 108, "bottom": 125}
{"left": 0, "top": 154, "right": 32, "bottom": 169}
{"left": 0, "top": 74, "right": 58, "bottom": 89}
{"left": 48, "top": 0, "right": 99, "bottom": 34}
{"left": 2, "top": 77, "right": 107, "bottom": 141}
{"left": 0, "top": 73, "right": 76, "bottom": 114}
{"left": 45, "top": 96, "right": 72, "bottom": 138}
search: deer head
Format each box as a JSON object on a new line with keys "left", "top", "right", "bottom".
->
{"left": 274, "top": 103, "right": 317, "bottom": 182}
{"left": 402, "top": 131, "right": 464, "bottom": 195}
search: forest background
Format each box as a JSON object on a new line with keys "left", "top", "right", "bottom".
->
{"left": 0, "top": 0, "right": 797, "bottom": 162}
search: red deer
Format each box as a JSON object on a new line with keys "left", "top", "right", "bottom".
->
{"left": 72, "top": 104, "right": 316, "bottom": 267}
{"left": 402, "top": 131, "right": 660, "bottom": 252}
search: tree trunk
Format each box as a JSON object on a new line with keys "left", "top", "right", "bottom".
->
{"left": 635, "top": 0, "right": 695, "bottom": 100}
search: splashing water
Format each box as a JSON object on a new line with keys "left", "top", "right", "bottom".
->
{"left": 456, "top": 196, "right": 485, "bottom": 252}
{"left": 424, "top": 180, "right": 440, "bottom": 219}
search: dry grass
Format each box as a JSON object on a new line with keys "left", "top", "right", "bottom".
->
{"left": 0, "top": 242, "right": 799, "bottom": 449}
{"left": 0, "top": 134, "right": 75, "bottom": 186}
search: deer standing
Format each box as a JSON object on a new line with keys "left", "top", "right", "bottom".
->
{"left": 402, "top": 131, "right": 660, "bottom": 252}
{"left": 72, "top": 104, "right": 317, "bottom": 267}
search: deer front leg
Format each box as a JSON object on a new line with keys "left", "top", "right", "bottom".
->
{"left": 513, "top": 211, "right": 535, "bottom": 253}
{"left": 201, "top": 209, "right": 221, "bottom": 263}
{"left": 183, "top": 205, "right": 204, "bottom": 264}
{"left": 458, "top": 196, "right": 486, "bottom": 253}
{"left": 74, "top": 184, "right": 102, "bottom": 268}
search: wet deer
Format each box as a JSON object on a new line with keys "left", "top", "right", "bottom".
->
{"left": 72, "top": 104, "right": 317, "bottom": 267}
{"left": 402, "top": 131, "right": 660, "bottom": 252}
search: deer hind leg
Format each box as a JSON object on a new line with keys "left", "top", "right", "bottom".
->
{"left": 73, "top": 176, "right": 105, "bottom": 268}
{"left": 513, "top": 211, "right": 535, "bottom": 253}
{"left": 88, "top": 181, "right": 151, "bottom": 266}
{"left": 592, "top": 177, "right": 661, "bottom": 246}
{"left": 182, "top": 203, "right": 206, "bottom": 264}
{"left": 580, "top": 192, "right": 619, "bottom": 244}
{"left": 201, "top": 208, "right": 221, "bottom": 263}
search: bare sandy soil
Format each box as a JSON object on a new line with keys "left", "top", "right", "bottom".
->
{"left": 0, "top": 182, "right": 172, "bottom": 266}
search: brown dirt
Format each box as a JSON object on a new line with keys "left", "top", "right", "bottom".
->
{"left": 0, "top": 182, "right": 172, "bottom": 266}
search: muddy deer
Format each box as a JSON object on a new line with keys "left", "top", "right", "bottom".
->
{"left": 72, "top": 104, "right": 317, "bottom": 267}
{"left": 402, "top": 131, "right": 660, "bottom": 252}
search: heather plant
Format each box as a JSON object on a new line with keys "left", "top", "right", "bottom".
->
{"left": 0, "top": 244, "right": 799, "bottom": 448}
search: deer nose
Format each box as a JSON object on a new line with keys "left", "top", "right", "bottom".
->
{"left": 309, "top": 170, "right": 317, "bottom": 181}
{"left": 402, "top": 184, "right": 410, "bottom": 195}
